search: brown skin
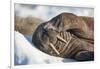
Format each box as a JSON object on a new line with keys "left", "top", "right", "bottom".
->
{"left": 32, "top": 13, "right": 94, "bottom": 61}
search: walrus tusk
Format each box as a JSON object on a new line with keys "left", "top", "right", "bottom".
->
{"left": 49, "top": 43, "right": 60, "bottom": 55}
{"left": 57, "top": 35, "right": 67, "bottom": 43}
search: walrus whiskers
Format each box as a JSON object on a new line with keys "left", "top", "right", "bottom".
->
{"left": 49, "top": 43, "right": 60, "bottom": 55}
{"left": 60, "top": 32, "right": 73, "bottom": 53}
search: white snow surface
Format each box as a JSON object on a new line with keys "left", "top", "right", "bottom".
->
{"left": 14, "top": 31, "right": 76, "bottom": 65}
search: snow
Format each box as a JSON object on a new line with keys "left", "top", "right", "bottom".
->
{"left": 14, "top": 31, "right": 76, "bottom": 65}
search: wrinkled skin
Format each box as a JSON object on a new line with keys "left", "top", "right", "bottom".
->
{"left": 32, "top": 13, "right": 94, "bottom": 61}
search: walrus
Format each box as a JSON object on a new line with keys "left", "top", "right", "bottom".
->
{"left": 32, "top": 13, "right": 94, "bottom": 61}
